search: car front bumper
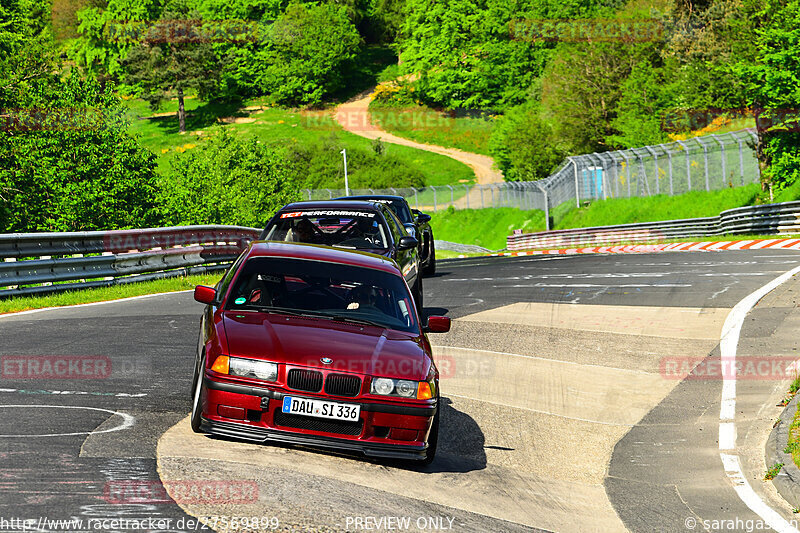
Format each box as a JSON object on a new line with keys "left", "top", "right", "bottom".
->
{"left": 200, "top": 376, "right": 434, "bottom": 461}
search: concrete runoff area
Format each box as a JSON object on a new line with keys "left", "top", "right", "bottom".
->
{"left": 157, "top": 302, "right": 728, "bottom": 532}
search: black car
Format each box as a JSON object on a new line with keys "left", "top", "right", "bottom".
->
{"left": 335, "top": 195, "right": 436, "bottom": 276}
{"left": 259, "top": 200, "right": 424, "bottom": 313}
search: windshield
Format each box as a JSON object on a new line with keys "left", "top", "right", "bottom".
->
{"left": 263, "top": 210, "right": 389, "bottom": 250}
{"left": 361, "top": 198, "right": 413, "bottom": 224}
{"left": 226, "top": 257, "right": 418, "bottom": 333}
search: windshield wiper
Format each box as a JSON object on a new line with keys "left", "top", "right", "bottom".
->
{"left": 325, "top": 314, "right": 385, "bottom": 328}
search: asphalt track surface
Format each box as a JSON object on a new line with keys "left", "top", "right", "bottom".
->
{"left": 3, "top": 250, "right": 800, "bottom": 532}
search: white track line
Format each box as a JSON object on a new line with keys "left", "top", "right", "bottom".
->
{"left": 718, "top": 264, "right": 800, "bottom": 532}
{"left": 0, "top": 290, "right": 193, "bottom": 320}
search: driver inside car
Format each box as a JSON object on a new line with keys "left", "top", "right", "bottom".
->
{"left": 347, "top": 285, "right": 380, "bottom": 311}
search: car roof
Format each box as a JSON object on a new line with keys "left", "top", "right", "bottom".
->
{"left": 279, "top": 200, "right": 386, "bottom": 212}
{"left": 245, "top": 241, "right": 401, "bottom": 275}
{"left": 336, "top": 195, "right": 406, "bottom": 202}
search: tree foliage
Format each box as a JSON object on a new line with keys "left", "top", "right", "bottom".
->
{"left": 0, "top": 72, "right": 160, "bottom": 232}
{"left": 161, "top": 128, "right": 300, "bottom": 226}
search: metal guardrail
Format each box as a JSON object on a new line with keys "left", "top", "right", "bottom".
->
{"left": 507, "top": 202, "right": 800, "bottom": 250}
{"left": 0, "top": 226, "right": 259, "bottom": 297}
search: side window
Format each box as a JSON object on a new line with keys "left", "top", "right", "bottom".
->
{"left": 216, "top": 251, "right": 248, "bottom": 301}
{"left": 382, "top": 208, "right": 405, "bottom": 243}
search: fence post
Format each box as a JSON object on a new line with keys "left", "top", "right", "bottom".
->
{"left": 465, "top": 184, "right": 470, "bottom": 209}
{"left": 749, "top": 129, "right": 761, "bottom": 181}
{"left": 737, "top": 138, "right": 745, "bottom": 186}
{"left": 712, "top": 134, "right": 726, "bottom": 187}
{"left": 490, "top": 185, "right": 495, "bottom": 207}
{"left": 414, "top": 189, "right": 419, "bottom": 208}
{"left": 676, "top": 140, "right": 691, "bottom": 191}
{"left": 695, "top": 137, "right": 710, "bottom": 191}
{"left": 325, "top": 188, "right": 332, "bottom": 199}
{"left": 570, "top": 158, "right": 580, "bottom": 207}
{"left": 534, "top": 182, "right": 550, "bottom": 230}
{"left": 666, "top": 146, "right": 674, "bottom": 195}
{"left": 645, "top": 146, "right": 659, "bottom": 195}
{"left": 305, "top": 188, "right": 312, "bottom": 200}
{"left": 432, "top": 187, "right": 437, "bottom": 212}
{"left": 447, "top": 184, "right": 454, "bottom": 207}
{"left": 480, "top": 186, "right": 485, "bottom": 208}
{"left": 620, "top": 152, "right": 632, "bottom": 197}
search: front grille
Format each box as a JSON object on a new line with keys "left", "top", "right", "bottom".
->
{"left": 273, "top": 409, "right": 363, "bottom": 436}
{"left": 324, "top": 373, "right": 362, "bottom": 397}
{"left": 287, "top": 369, "right": 323, "bottom": 392}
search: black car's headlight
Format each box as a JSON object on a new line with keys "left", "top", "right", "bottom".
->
{"left": 371, "top": 377, "right": 433, "bottom": 399}
{"left": 211, "top": 356, "right": 278, "bottom": 382}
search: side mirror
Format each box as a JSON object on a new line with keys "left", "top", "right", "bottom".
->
{"left": 398, "top": 236, "right": 418, "bottom": 251}
{"left": 194, "top": 285, "right": 217, "bottom": 305}
{"left": 424, "top": 316, "right": 451, "bottom": 333}
{"left": 416, "top": 212, "right": 432, "bottom": 224}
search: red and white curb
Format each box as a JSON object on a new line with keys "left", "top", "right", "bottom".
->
{"left": 477, "top": 238, "right": 800, "bottom": 257}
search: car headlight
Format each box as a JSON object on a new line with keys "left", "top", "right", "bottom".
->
{"left": 370, "top": 377, "right": 432, "bottom": 399}
{"left": 212, "top": 355, "right": 278, "bottom": 382}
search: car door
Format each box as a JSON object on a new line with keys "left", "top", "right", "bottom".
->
{"left": 381, "top": 206, "right": 419, "bottom": 288}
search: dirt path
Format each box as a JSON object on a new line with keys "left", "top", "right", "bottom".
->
{"left": 333, "top": 88, "right": 504, "bottom": 186}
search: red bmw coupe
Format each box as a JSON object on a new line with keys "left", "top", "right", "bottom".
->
{"left": 190, "top": 241, "right": 450, "bottom": 463}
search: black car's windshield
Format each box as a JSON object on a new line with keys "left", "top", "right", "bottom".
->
{"left": 226, "top": 257, "right": 418, "bottom": 333}
{"left": 262, "top": 210, "right": 389, "bottom": 250}
{"left": 364, "top": 199, "right": 413, "bottom": 224}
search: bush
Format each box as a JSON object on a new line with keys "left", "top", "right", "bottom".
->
{"left": 284, "top": 133, "right": 425, "bottom": 190}
{"left": 161, "top": 127, "right": 300, "bottom": 226}
{"left": 489, "top": 102, "right": 566, "bottom": 181}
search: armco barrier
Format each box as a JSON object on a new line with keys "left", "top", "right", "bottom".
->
{"left": 507, "top": 201, "right": 800, "bottom": 250}
{"left": 0, "top": 225, "right": 259, "bottom": 297}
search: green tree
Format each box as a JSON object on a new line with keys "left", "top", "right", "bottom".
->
{"left": 0, "top": 72, "right": 160, "bottom": 232}
{"left": 123, "top": 5, "right": 221, "bottom": 132}
{"left": 734, "top": 0, "right": 800, "bottom": 195}
{"left": 258, "top": 3, "right": 362, "bottom": 106}
{"left": 162, "top": 128, "right": 300, "bottom": 226}
{"left": 489, "top": 101, "right": 565, "bottom": 181}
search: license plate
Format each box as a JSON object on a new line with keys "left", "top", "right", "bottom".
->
{"left": 281, "top": 396, "right": 360, "bottom": 422}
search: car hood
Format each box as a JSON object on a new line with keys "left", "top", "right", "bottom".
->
{"left": 221, "top": 311, "right": 430, "bottom": 380}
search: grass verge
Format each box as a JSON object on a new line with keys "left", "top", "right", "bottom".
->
{"left": 369, "top": 101, "right": 494, "bottom": 155}
{"left": 0, "top": 273, "right": 223, "bottom": 315}
{"left": 124, "top": 97, "right": 476, "bottom": 188}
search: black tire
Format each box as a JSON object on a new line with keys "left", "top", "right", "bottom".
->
{"left": 422, "top": 244, "right": 436, "bottom": 276}
{"left": 190, "top": 354, "right": 205, "bottom": 433}
{"left": 421, "top": 405, "right": 439, "bottom": 465}
{"left": 413, "top": 276, "right": 424, "bottom": 317}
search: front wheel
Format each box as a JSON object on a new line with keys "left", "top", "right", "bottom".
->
{"left": 422, "top": 245, "right": 436, "bottom": 276}
{"left": 413, "top": 276, "right": 424, "bottom": 317}
{"left": 190, "top": 354, "right": 205, "bottom": 433}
